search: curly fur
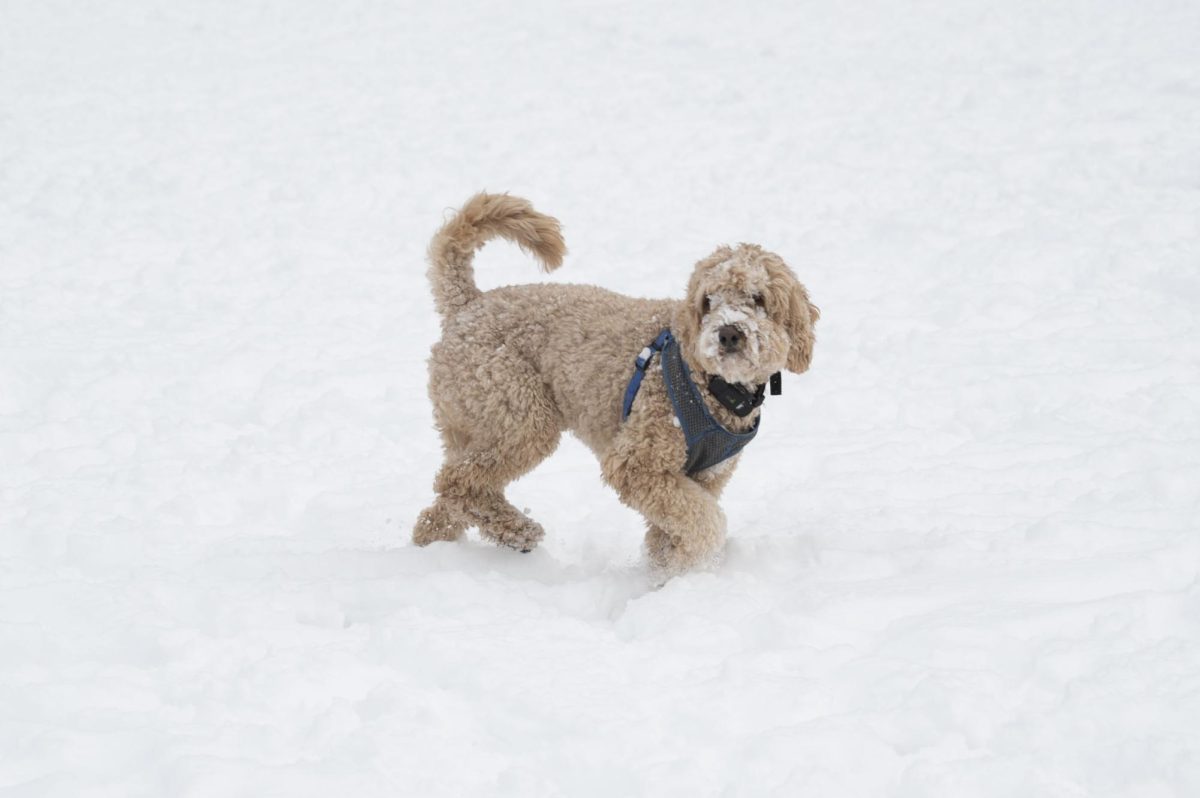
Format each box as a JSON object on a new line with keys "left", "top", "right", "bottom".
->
{"left": 413, "top": 192, "right": 819, "bottom": 574}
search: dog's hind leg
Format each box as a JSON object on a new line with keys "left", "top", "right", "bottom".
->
{"left": 413, "top": 494, "right": 469, "bottom": 546}
{"left": 432, "top": 437, "right": 559, "bottom": 552}
{"left": 413, "top": 367, "right": 561, "bottom": 552}
{"left": 415, "top": 449, "right": 555, "bottom": 551}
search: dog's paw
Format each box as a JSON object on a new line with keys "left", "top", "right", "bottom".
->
{"left": 644, "top": 526, "right": 676, "bottom": 569}
{"left": 413, "top": 503, "right": 466, "bottom": 546}
{"left": 487, "top": 519, "right": 545, "bottom": 554}
{"left": 644, "top": 525, "right": 722, "bottom": 575}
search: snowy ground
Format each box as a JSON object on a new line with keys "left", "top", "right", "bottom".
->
{"left": 3, "top": 0, "right": 1200, "bottom": 795}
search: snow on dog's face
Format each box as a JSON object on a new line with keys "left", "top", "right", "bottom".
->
{"left": 675, "top": 244, "right": 820, "bottom": 386}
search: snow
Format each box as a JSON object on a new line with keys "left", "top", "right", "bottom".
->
{"left": 2, "top": 0, "right": 1199, "bottom": 795}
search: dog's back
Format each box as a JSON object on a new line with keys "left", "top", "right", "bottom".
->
{"left": 435, "top": 281, "right": 678, "bottom": 450}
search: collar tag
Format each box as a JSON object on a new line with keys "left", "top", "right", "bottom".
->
{"left": 770, "top": 372, "right": 782, "bottom": 396}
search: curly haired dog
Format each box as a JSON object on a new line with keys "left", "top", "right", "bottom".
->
{"left": 412, "top": 193, "right": 819, "bottom": 573}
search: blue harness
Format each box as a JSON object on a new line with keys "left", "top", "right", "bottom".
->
{"left": 622, "top": 329, "right": 760, "bottom": 476}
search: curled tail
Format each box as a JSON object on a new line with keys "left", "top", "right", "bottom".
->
{"left": 427, "top": 192, "right": 566, "bottom": 318}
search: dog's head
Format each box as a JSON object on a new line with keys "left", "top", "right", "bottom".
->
{"left": 674, "top": 244, "right": 819, "bottom": 385}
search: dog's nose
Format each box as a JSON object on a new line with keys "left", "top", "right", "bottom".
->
{"left": 718, "top": 325, "right": 743, "bottom": 352}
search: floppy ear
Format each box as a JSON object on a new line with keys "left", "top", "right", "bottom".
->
{"left": 673, "top": 267, "right": 705, "bottom": 351}
{"left": 675, "top": 248, "right": 730, "bottom": 354}
{"left": 786, "top": 282, "right": 820, "bottom": 373}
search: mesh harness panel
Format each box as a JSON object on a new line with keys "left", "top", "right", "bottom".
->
{"left": 623, "top": 329, "right": 760, "bottom": 476}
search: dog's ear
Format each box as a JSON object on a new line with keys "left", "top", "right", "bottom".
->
{"left": 675, "top": 251, "right": 724, "bottom": 351}
{"left": 675, "top": 267, "right": 704, "bottom": 348}
{"left": 785, "top": 281, "right": 820, "bottom": 374}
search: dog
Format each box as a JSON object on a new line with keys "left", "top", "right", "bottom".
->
{"left": 412, "top": 193, "right": 819, "bottom": 573}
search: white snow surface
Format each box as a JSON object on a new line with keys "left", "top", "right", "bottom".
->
{"left": 3, "top": 1, "right": 1200, "bottom": 795}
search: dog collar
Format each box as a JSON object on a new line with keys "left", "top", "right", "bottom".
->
{"left": 707, "top": 376, "right": 766, "bottom": 417}
{"left": 622, "top": 329, "right": 760, "bottom": 476}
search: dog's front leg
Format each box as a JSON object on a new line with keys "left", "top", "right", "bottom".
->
{"left": 602, "top": 453, "right": 726, "bottom": 573}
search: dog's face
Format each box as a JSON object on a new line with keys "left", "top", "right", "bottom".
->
{"left": 675, "top": 244, "right": 820, "bottom": 385}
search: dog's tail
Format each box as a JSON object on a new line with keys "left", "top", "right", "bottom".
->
{"left": 427, "top": 192, "right": 566, "bottom": 318}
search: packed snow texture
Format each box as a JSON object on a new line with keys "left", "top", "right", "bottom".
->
{"left": 3, "top": 1, "right": 1199, "bottom": 795}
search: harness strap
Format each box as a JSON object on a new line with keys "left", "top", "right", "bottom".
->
{"left": 622, "top": 328, "right": 762, "bottom": 475}
{"left": 659, "top": 333, "right": 759, "bottom": 475}
{"left": 621, "top": 329, "right": 673, "bottom": 420}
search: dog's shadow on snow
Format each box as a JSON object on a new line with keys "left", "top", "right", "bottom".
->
{"left": 195, "top": 528, "right": 820, "bottom": 628}
{"left": 398, "top": 537, "right": 660, "bottom": 620}
{"left": 399, "top": 530, "right": 821, "bottom": 623}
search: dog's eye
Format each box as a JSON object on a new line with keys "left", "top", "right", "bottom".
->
{"left": 753, "top": 293, "right": 765, "bottom": 307}
{"left": 701, "top": 296, "right": 711, "bottom": 313}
